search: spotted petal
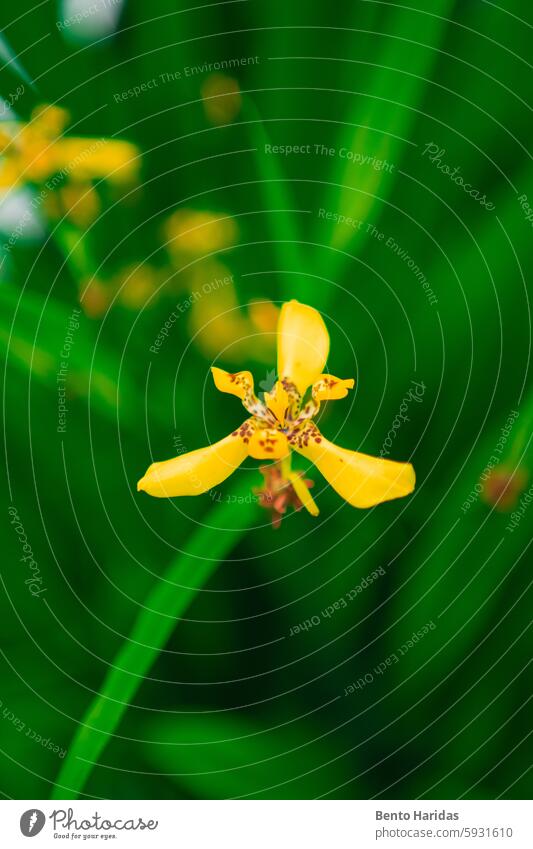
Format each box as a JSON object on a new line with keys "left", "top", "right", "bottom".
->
{"left": 292, "top": 424, "right": 415, "bottom": 508}
{"left": 248, "top": 427, "right": 290, "bottom": 460}
{"left": 211, "top": 366, "right": 268, "bottom": 420}
{"left": 277, "top": 300, "right": 330, "bottom": 394}
{"left": 137, "top": 426, "right": 251, "bottom": 497}
{"left": 211, "top": 366, "right": 254, "bottom": 400}
{"left": 313, "top": 374, "right": 355, "bottom": 402}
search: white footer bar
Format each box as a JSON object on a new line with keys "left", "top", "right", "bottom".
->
{"left": 1, "top": 800, "right": 531, "bottom": 848}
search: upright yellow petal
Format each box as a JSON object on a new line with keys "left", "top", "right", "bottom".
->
{"left": 292, "top": 424, "right": 415, "bottom": 508}
{"left": 277, "top": 300, "right": 330, "bottom": 394}
{"left": 264, "top": 380, "right": 290, "bottom": 425}
{"left": 137, "top": 426, "right": 251, "bottom": 498}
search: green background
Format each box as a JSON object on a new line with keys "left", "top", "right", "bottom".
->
{"left": 0, "top": 0, "right": 531, "bottom": 800}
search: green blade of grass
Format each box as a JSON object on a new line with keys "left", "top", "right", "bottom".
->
{"left": 317, "top": 1, "right": 454, "bottom": 297}
{"left": 242, "top": 97, "right": 303, "bottom": 296}
{"left": 52, "top": 480, "right": 259, "bottom": 799}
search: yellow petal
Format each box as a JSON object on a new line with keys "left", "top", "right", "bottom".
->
{"left": 288, "top": 472, "right": 319, "bottom": 517}
{"left": 57, "top": 138, "right": 140, "bottom": 184}
{"left": 31, "top": 104, "right": 70, "bottom": 136}
{"left": 211, "top": 367, "right": 254, "bottom": 400}
{"left": 292, "top": 425, "right": 415, "bottom": 508}
{"left": 137, "top": 427, "right": 250, "bottom": 497}
{"left": 277, "top": 300, "right": 330, "bottom": 394}
{"left": 264, "top": 380, "right": 290, "bottom": 425}
{"left": 313, "top": 374, "right": 355, "bottom": 402}
{"left": 0, "top": 161, "right": 21, "bottom": 189}
{"left": 248, "top": 428, "right": 289, "bottom": 460}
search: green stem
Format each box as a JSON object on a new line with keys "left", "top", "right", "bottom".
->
{"left": 52, "top": 479, "right": 259, "bottom": 799}
{"left": 53, "top": 220, "right": 96, "bottom": 286}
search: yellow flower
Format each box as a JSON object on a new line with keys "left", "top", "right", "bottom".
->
{"left": 138, "top": 300, "right": 415, "bottom": 514}
{"left": 482, "top": 466, "right": 529, "bottom": 512}
{"left": 115, "top": 263, "right": 162, "bottom": 309}
{"left": 0, "top": 104, "right": 140, "bottom": 195}
{"left": 48, "top": 181, "right": 101, "bottom": 227}
{"left": 80, "top": 277, "right": 112, "bottom": 318}
{"left": 164, "top": 209, "right": 238, "bottom": 258}
{"left": 201, "top": 74, "right": 242, "bottom": 125}
{"left": 248, "top": 299, "right": 280, "bottom": 335}
{"left": 185, "top": 261, "right": 276, "bottom": 364}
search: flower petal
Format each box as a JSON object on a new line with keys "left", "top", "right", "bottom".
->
{"left": 248, "top": 428, "right": 290, "bottom": 460}
{"left": 58, "top": 138, "right": 140, "bottom": 184}
{"left": 264, "top": 380, "right": 290, "bottom": 425}
{"left": 288, "top": 472, "right": 320, "bottom": 516}
{"left": 313, "top": 374, "right": 355, "bottom": 402}
{"left": 211, "top": 366, "right": 254, "bottom": 400}
{"left": 211, "top": 366, "right": 269, "bottom": 420}
{"left": 277, "top": 300, "right": 330, "bottom": 394}
{"left": 292, "top": 424, "right": 415, "bottom": 508}
{"left": 137, "top": 427, "right": 250, "bottom": 498}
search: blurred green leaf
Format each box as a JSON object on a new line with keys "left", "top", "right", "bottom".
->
{"left": 0, "top": 280, "right": 134, "bottom": 422}
{"left": 52, "top": 482, "right": 259, "bottom": 799}
{"left": 145, "top": 711, "right": 356, "bottom": 799}
{"left": 318, "top": 1, "right": 455, "bottom": 295}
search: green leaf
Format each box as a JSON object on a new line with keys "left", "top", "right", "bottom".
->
{"left": 242, "top": 96, "right": 302, "bottom": 296}
{"left": 0, "top": 281, "right": 134, "bottom": 422}
{"left": 318, "top": 1, "right": 455, "bottom": 294}
{"left": 51, "top": 483, "right": 259, "bottom": 799}
{"left": 145, "top": 711, "right": 356, "bottom": 799}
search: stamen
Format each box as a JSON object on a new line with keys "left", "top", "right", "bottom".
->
{"left": 254, "top": 458, "right": 317, "bottom": 528}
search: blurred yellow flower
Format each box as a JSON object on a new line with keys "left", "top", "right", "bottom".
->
{"left": 138, "top": 300, "right": 416, "bottom": 518}
{"left": 248, "top": 299, "right": 280, "bottom": 335}
{"left": 78, "top": 264, "right": 163, "bottom": 316}
{"left": 184, "top": 261, "right": 276, "bottom": 363}
{"left": 115, "top": 263, "right": 162, "bottom": 310}
{"left": 46, "top": 181, "right": 101, "bottom": 227}
{"left": 164, "top": 209, "right": 238, "bottom": 258}
{"left": 0, "top": 103, "right": 140, "bottom": 222}
{"left": 201, "top": 74, "right": 242, "bottom": 125}
{"left": 80, "top": 277, "right": 112, "bottom": 319}
{"left": 482, "top": 466, "right": 529, "bottom": 512}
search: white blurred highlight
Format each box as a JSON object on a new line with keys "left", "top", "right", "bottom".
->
{"left": 58, "top": 0, "right": 125, "bottom": 43}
